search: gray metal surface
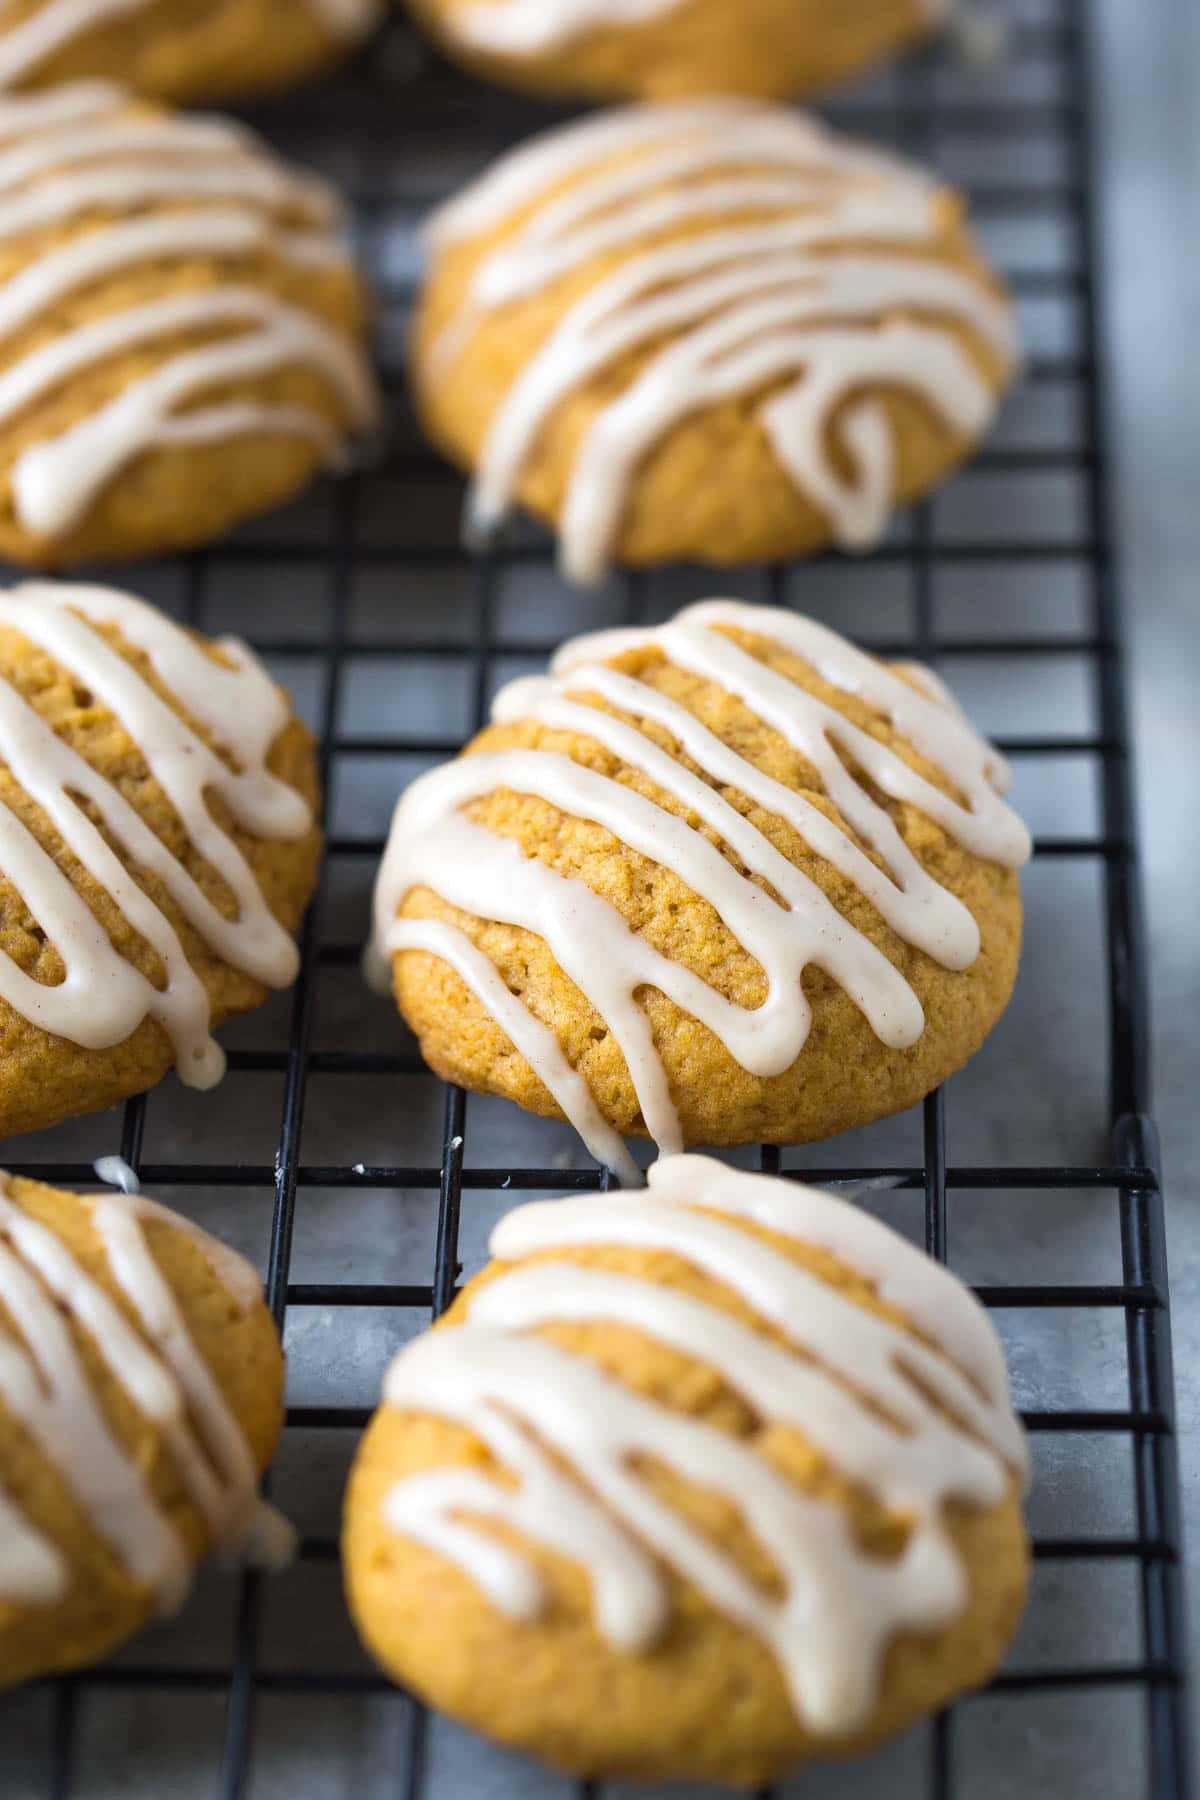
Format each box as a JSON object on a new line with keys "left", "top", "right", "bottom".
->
{"left": 1094, "top": 0, "right": 1200, "bottom": 1771}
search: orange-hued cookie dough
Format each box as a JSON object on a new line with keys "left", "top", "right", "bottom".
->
{"left": 404, "top": 0, "right": 941, "bottom": 102}
{"left": 0, "top": 579, "right": 321, "bottom": 1139}
{"left": 0, "top": 0, "right": 379, "bottom": 103}
{"left": 0, "top": 1173, "right": 287, "bottom": 1689}
{"left": 0, "top": 83, "right": 378, "bottom": 569}
{"left": 345, "top": 1156, "right": 1030, "bottom": 1786}
{"left": 413, "top": 99, "right": 1018, "bottom": 583}
{"left": 371, "top": 600, "right": 1028, "bottom": 1170}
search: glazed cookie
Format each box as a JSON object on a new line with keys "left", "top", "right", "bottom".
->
{"left": 403, "top": 0, "right": 944, "bottom": 102}
{"left": 0, "top": 579, "right": 322, "bottom": 1139}
{"left": 413, "top": 100, "right": 1019, "bottom": 583}
{"left": 345, "top": 1155, "right": 1030, "bottom": 1784}
{"left": 0, "top": 82, "right": 378, "bottom": 568}
{"left": 0, "top": 0, "right": 379, "bottom": 104}
{"left": 0, "top": 1171, "right": 288, "bottom": 1688}
{"left": 370, "top": 600, "right": 1029, "bottom": 1176}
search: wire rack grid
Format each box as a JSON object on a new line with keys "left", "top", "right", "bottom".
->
{"left": 0, "top": 1, "right": 1191, "bottom": 1797}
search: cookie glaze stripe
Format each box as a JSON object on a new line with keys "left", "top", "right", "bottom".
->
{"left": 0, "top": 0, "right": 377, "bottom": 91}
{"left": 0, "top": 581, "right": 314, "bottom": 1084}
{"left": 444, "top": 0, "right": 949, "bottom": 57}
{"left": 381, "top": 1156, "right": 1027, "bottom": 1735}
{"left": 449, "top": 0, "right": 679, "bottom": 56}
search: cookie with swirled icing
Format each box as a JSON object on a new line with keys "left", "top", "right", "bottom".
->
{"left": 403, "top": 0, "right": 942, "bottom": 103}
{"left": 0, "top": 578, "right": 321, "bottom": 1139}
{"left": 344, "top": 1155, "right": 1029, "bottom": 1784}
{"left": 413, "top": 99, "right": 1018, "bottom": 583}
{"left": 370, "top": 599, "right": 1028, "bottom": 1175}
{"left": 0, "top": 1171, "right": 288, "bottom": 1689}
{"left": 0, "top": 82, "right": 378, "bottom": 568}
{"left": 0, "top": 0, "right": 379, "bottom": 104}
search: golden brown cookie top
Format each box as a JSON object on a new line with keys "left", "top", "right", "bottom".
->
{"left": 413, "top": 0, "right": 938, "bottom": 62}
{"left": 0, "top": 0, "right": 380, "bottom": 101}
{"left": 405, "top": 0, "right": 942, "bottom": 103}
{"left": 0, "top": 1171, "right": 286, "bottom": 1642}
{"left": 0, "top": 81, "right": 377, "bottom": 560}
{"left": 369, "top": 1155, "right": 1028, "bottom": 1740}
{"left": 372, "top": 599, "right": 1030, "bottom": 1179}
{"left": 0, "top": 578, "right": 321, "bottom": 1114}
{"left": 416, "top": 99, "right": 1019, "bottom": 582}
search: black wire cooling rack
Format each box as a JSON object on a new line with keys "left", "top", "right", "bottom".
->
{"left": 0, "top": 2, "right": 1191, "bottom": 1797}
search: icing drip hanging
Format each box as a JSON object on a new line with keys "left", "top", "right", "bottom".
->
{"left": 0, "top": 82, "right": 377, "bottom": 539}
{"left": 371, "top": 599, "right": 1030, "bottom": 1178}
{"left": 426, "top": 99, "right": 1018, "bottom": 583}
{"left": 380, "top": 1154, "right": 1028, "bottom": 1736}
{"left": 0, "top": 1172, "right": 276, "bottom": 1609}
{"left": 0, "top": 579, "right": 314, "bottom": 1084}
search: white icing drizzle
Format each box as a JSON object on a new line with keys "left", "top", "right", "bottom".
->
{"left": 93, "top": 1153, "right": 140, "bottom": 1193}
{"left": 0, "top": 579, "right": 314, "bottom": 1084}
{"left": 366, "top": 915, "right": 642, "bottom": 1186}
{"left": 380, "top": 1155, "right": 1027, "bottom": 1736}
{"left": 87, "top": 1159, "right": 297, "bottom": 1577}
{"left": 0, "top": 83, "right": 377, "bottom": 539}
{"left": 447, "top": 0, "right": 678, "bottom": 57}
{"left": 438, "top": 0, "right": 947, "bottom": 58}
{"left": 0, "top": 1170, "right": 271, "bottom": 1611}
{"left": 427, "top": 100, "right": 1018, "bottom": 583}
{"left": 371, "top": 599, "right": 1030, "bottom": 1169}
{"left": 0, "top": 0, "right": 376, "bottom": 91}
{"left": 0, "top": 1476, "right": 65, "bottom": 1602}
{"left": 0, "top": 77, "right": 122, "bottom": 141}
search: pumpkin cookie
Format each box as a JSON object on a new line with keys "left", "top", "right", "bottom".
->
{"left": 403, "top": 0, "right": 943, "bottom": 102}
{"left": 0, "top": 82, "right": 378, "bottom": 568}
{"left": 0, "top": 0, "right": 379, "bottom": 104}
{"left": 0, "top": 1171, "right": 288, "bottom": 1689}
{"left": 345, "top": 1154, "right": 1030, "bottom": 1785}
{"left": 370, "top": 599, "right": 1029, "bottom": 1178}
{"left": 0, "top": 578, "right": 321, "bottom": 1139}
{"left": 413, "top": 99, "right": 1018, "bottom": 583}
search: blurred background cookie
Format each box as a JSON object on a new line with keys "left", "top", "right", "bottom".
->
{"left": 402, "top": 0, "right": 944, "bottom": 102}
{"left": 370, "top": 599, "right": 1029, "bottom": 1174}
{"left": 0, "top": 0, "right": 381, "bottom": 104}
{"left": 0, "top": 83, "right": 378, "bottom": 567}
{"left": 0, "top": 579, "right": 321, "bottom": 1138}
{"left": 0, "top": 1171, "right": 287, "bottom": 1688}
{"left": 412, "top": 100, "right": 1018, "bottom": 583}
{"left": 345, "top": 1155, "right": 1029, "bottom": 1784}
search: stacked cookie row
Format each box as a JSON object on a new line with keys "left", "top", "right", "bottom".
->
{"left": 0, "top": 4, "right": 1036, "bottom": 1791}
{"left": 1, "top": 1154, "right": 1030, "bottom": 1786}
{"left": 0, "top": 0, "right": 946, "bottom": 105}
{"left": 0, "top": 13, "right": 1017, "bottom": 573}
